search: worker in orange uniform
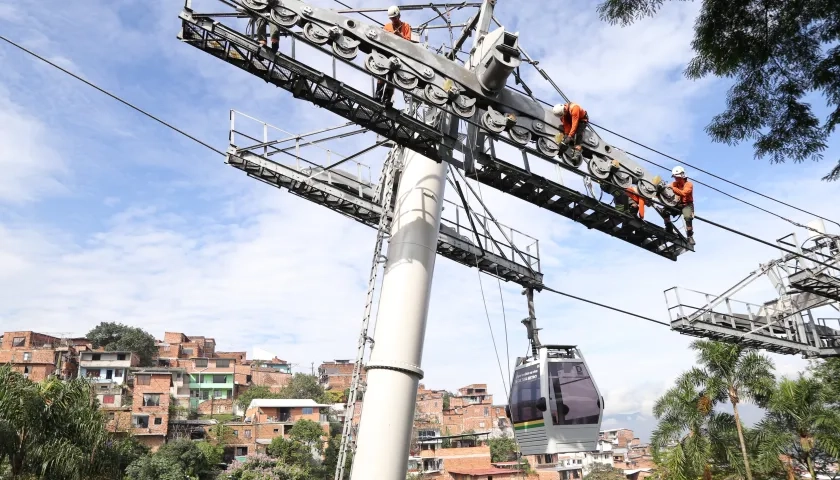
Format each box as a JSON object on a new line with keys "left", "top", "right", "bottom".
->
{"left": 614, "top": 185, "right": 645, "bottom": 219}
{"left": 552, "top": 102, "right": 590, "bottom": 162}
{"left": 660, "top": 166, "right": 695, "bottom": 246}
{"left": 375, "top": 6, "right": 413, "bottom": 107}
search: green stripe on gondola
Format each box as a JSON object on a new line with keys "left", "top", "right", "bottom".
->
{"left": 514, "top": 420, "right": 545, "bottom": 430}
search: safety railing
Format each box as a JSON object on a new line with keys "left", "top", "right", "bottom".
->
{"left": 664, "top": 286, "right": 791, "bottom": 330}
{"left": 439, "top": 198, "right": 541, "bottom": 273}
{"left": 229, "top": 110, "right": 374, "bottom": 196}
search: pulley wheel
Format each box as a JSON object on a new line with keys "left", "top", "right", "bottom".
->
{"left": 331, "top": 36, "right": 360, "bottom": 60}
{"left": 636, "top": 178, "right": 658, "bottom": 200}
{"left": 270, "top": 7, "right": 300, "bottom": 27}
{"left": 587, "top": 156, "right": 611, "bottom": 180}
{"left": 658, "top": 186, "right": 680, "bottom": 208}
{"left": 423, "top": 84, "right": 448, "bottom": 106}
{"left": 610, "top": 170, "right": 633, "bottom": 189}
{"left": 560, "top": 148, "right": 583, "bottom": 168}
{"left": 508, "top": 126, "right": 531, "bottom": 146}
{"left": 242, "top": 0, "right": 270, "bottom": 11}
{"left": 481, "top": 110, "right": 507, "bottom": 134}
{"left": 364, "top": 53, "right": 390, "bottom": 77}
{"left": 536, "top": 137, "right": 560, "bottom": 158}
{"left": 452, "top": 96, "right": 477, "bottom": 119}
{"left": 303, "top": 22, "right": 330, "bottom": 45}
{"left": 394, "top": 71, "right": 419, "bottom": 90}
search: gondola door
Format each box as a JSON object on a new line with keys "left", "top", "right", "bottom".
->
{"left": 544, "top": 357, "right": 603, "bottom": 453}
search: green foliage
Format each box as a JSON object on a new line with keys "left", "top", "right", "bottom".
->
{"left": 289, "top": 419, "right": 325, "bottom": 454}
{"left": 326, "top": 390, "right": 344, "bottom": 404}
{"left": 752, "top": 375, "right": 840, "bottom": 480}
{"left": 0, "top": 365, "right": 132, "bottom": 479}
{"left": 810, "top": 357, "right": 840, "bottom": 405}
{"left": 441, "top": 391, "right": 453, "bottom": 410}
{"left": 441, "top": 427, "right": 452, "bottom": 448}
{"left": 488, "top": 435, "right": 517, "bottom": 462}
{"left": 583, "top": 463, "right": 627, "bottom": 480}
{"left": 126, "top": 439, "right": 217, "bottom": 480}
{"left": 596, "top": 0, "right": 840, "bottom": 181}
{"left": 277, "top": 374, "right": 329, "bottom": 403}
{"left": 85, "top": 321, "right": 158, "bottom": 367}
{"left": 266, "top": 437, "right": 314, "bottom": 472}
{"left": 195, "top": 441, "right": 224, "bottom": 466}
{"left": 227, "top": 454, "right": 309, "bottom": 480}
{"left": 236, "top": 385, "right": 279, "bottom": 410}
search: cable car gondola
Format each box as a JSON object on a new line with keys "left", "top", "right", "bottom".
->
{"left": 506, "top": 290, "right": 604, "bottom": 455}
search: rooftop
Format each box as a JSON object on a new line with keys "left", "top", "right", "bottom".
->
{"left": 247, "top": 398, "right": 330, "bottom": 409}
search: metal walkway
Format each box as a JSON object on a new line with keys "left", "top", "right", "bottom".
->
{"left": 178, "top": 4, "right": 692, "bottom": 261}
{"left": 228, "top": 111, "right": 544, "bottom": 289}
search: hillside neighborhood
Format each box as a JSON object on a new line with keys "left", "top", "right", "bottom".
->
{"left": 0, "top": 328, "right": 654, "bottom": 479}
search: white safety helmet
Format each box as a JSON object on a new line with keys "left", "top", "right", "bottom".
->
{"left": 388, "top": 6, "right": 400, "bottom": 18}
{"left": 672, "top": 166, "right": 686, "bottom": 178}
{"left": 552, "top": 103, "right": 567, "bottom": 117}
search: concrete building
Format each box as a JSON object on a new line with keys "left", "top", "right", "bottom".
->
{"left": 443, "top": 384, "right": 512, "bottom": 439}
{"left": 0, "top": 331, "right": 78, "bottom": 382}
{"left": 79, "top": 351, "right": 139, "bottom": 407}
{"left": 318, "top": 359, "right": 365, "bottom": 395}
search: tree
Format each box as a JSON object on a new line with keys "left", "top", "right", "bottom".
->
{"left": 227, "top": 454, "right": 309, "bottom": 480}
{"left": 277, "top": 374, "right": 329, "bottom": 403}
{"left": 583, "top": 463, "right": 628, "bottom": 480}
{"left": 596, "top": 0, "right": 840, "bottom": 181}
{"left": 86, "top": 322, "right": 158, "bottom": 367}
{"left": 810, "top": 358, "right": 840, "bottom": 405}
{"left": 488, "top": 435, "right": 518, "bottom": 462}
{"left": 0, "top": 365, "right": 131, "bottom": 479}
{"left": 650, "top": 372, "right": 740, "bottom": 480}
{"left": 127, "top": 439, "right": 217, "bottom": 480}
{"left": 266, "top": 437, "right": 314, "bottom": 472}
{"left": 237, "top": 385, "right": 279, "bottom": 411}
{"left": 289, "top": 419, "right": 326, "bottom": 455}
{"left": 681, "top": 341, "right": 776, "bottom": 480}
{"left": 195, "top": 441, "right": 224, "bottom": 467}
{"left": 753, "top": 376, "right": 840, "bottom": 480}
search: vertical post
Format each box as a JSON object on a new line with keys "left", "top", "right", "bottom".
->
{"left": 349, "top": 147, "right": 448, "bottom": 480}
{"left": 350, "top": 3, "right": 497, "bottom": 478}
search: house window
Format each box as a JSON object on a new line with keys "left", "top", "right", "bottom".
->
{"left": 106, "top": 370, "right": 113, "bottom": 380}
{"left": 235, "top": 447, "right": 248, "bottom": 456}
{"left": 273, "top": 428, "right": 279, "bottom": 433}
{"left": 194, "top": 359, "right": 208, "bottom": 368}
{"left": 132, "top": 415, "right": 149, "bottom": 428}
{"left": 87, "top": 369, "right": 101, "bottom": 378}
{"left": 182, "top": 348, "right": 193, "bottom": 355}
{"left": 23, "top": 352, "right": 31, "bottom": 361}
{"left": 117, "top": 354, "right": 126, "bottom": 361}
{"left": 154, "top": 418, "right": 162, "bottom": 425}
{"left": 484, "top": 407, "right": 489, "bottom": 417}
{"left": 108, "top": 412, "right": 115, "bottom": 420}
{"left": 216, "top": 359, "right": 230, "bottom": 368}
{"left": 136, "top": 375, "right": 151, "bottom": 386}
{"left": 213, "top": 390, "right": 225, "bottom": 398}
{"left": 213, "top": 375, "right": 227, "bottom": 384}
{"left": 143, "top": 394, "right": 161, "bottom": 407}
{"left": 246, "top": 375, "right": 252, "bottom": 383}
{"left": 479, "top": 422, "right": 485, "bottom": 428}
{"left": 103, "top": 395, "right": 115, "bottom": 404}
{"left": 92, "top": 354, "right": 101, "bottom": 361}
{"left": 115, "top": 370, "right": 123, "bottom": 378}
{"left": 244, "top": 430, "right": 252, "bottom": 439}
{"left": 302, "top": 407, "right": 313, "bottom": 415}
{"left": 233, "top": 430, "right": 238, "bottom": 437}
{"left": 12, "top": 337, "right": 25, "bottom": 347}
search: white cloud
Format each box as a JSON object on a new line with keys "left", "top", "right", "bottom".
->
{"left": 1, "top": 0, "right": 837, "bottom": 446}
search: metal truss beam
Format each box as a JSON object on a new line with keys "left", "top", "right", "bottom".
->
{"left": 226, "top": 149, "right": 544, "bottom": 288}
{"left": 178, "top": 6, "right": 691, "bottom": 261}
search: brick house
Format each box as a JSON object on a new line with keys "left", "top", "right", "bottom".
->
{"left": 79, "top": 351, "right": 139, "bottom": 407}
{"left": 318, "top": 359, "right": 365, "bottom": 396}
{"left": 443, "top": 384, "right": 511, "bottom": 439}
{"left": 0, "top": 331, "right": 78, "bottom": 382}
{"left": 131, "top": 369, "right": 175, "bottom": 451}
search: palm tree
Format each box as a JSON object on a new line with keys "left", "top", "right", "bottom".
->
{"left": 650, "top": 372, "right": 739, "bottom": 480}
{"left": 685, "top": 340, "right": 775, "bottom": 480}
{"left": 753, "top": 376, "right": 840, "bottom": 480}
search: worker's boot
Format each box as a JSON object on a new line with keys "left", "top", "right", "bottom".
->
{"left": 687, "top": 233, "right": 696, "bottom": 247}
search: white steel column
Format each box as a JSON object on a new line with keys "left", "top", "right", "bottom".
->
{"left": 349, "top": 147, "right": 447, "bottom": 480}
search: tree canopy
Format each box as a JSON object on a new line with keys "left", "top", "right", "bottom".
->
{"left": 277, "top": 374, "right": 329, "bottom": 404}
{"left": 583, "top": 463, "right": 628, "bottom": 480}
{"left": 125, "top": 439, "right": 218, "bottom": 480}
{"left": 596, "top": 0, "right": 840, "bottom": 180}
{"left": 85, "top": 322, "right": 158, "bottom": 367}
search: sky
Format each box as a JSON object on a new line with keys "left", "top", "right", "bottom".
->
{"left": 1, "top": 0, "right": 838, "bottom": 442}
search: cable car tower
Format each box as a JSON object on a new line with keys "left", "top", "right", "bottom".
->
{"left": 176, "top": 0, "right": 696, "bottom": 477}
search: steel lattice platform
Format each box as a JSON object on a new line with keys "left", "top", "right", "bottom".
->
{"left": 789, "top": 269, "right": 840, "bottom": 303}
{"left": 178, "top": 7, "right": 691, "bottom": 261}
{"left": 227, "top": 149, "right": 544, "bottom": 289}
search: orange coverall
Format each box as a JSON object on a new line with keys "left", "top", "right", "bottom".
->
{"left": 376, "top": 21, "right": 412, "bottom": 104}
{"left": 561, "top": 103, "right": 589, "bottom": 140}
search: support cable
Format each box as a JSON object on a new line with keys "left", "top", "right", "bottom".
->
{"left": 540, "top": 285, "right": 670, "bottom": 327}
{"left": 496, "top": 279, "right": 512, "bottom": 387}
{"left": 331, "top": 0, "right": 382, "bottom": 26}
{"left": 474, "top": 266, "right": 511, "bottom": 399}
{"left": 513, "top": 51, "right": 839, "bottom": 228}
{"left": 0, "top": 35, "right": 226, "bottom": 157}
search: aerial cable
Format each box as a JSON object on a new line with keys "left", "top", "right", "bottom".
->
{"left": 474, "top": 265, "right": 511, "bottom": 399}
{"left": 496, "top": 279, "right": 512, "bottom": 388}
{"left": 512, "top": 51, "right": 839, "bottom": 228}
{"left": 540, "top": 285, "right": 670, "bottom": 327}
{"left": 0, "top": 35, "right": 226, "bottom": 158}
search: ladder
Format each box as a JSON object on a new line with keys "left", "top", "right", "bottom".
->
{"left": 334, "top": 147, "right": 402, "bottom": 480}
